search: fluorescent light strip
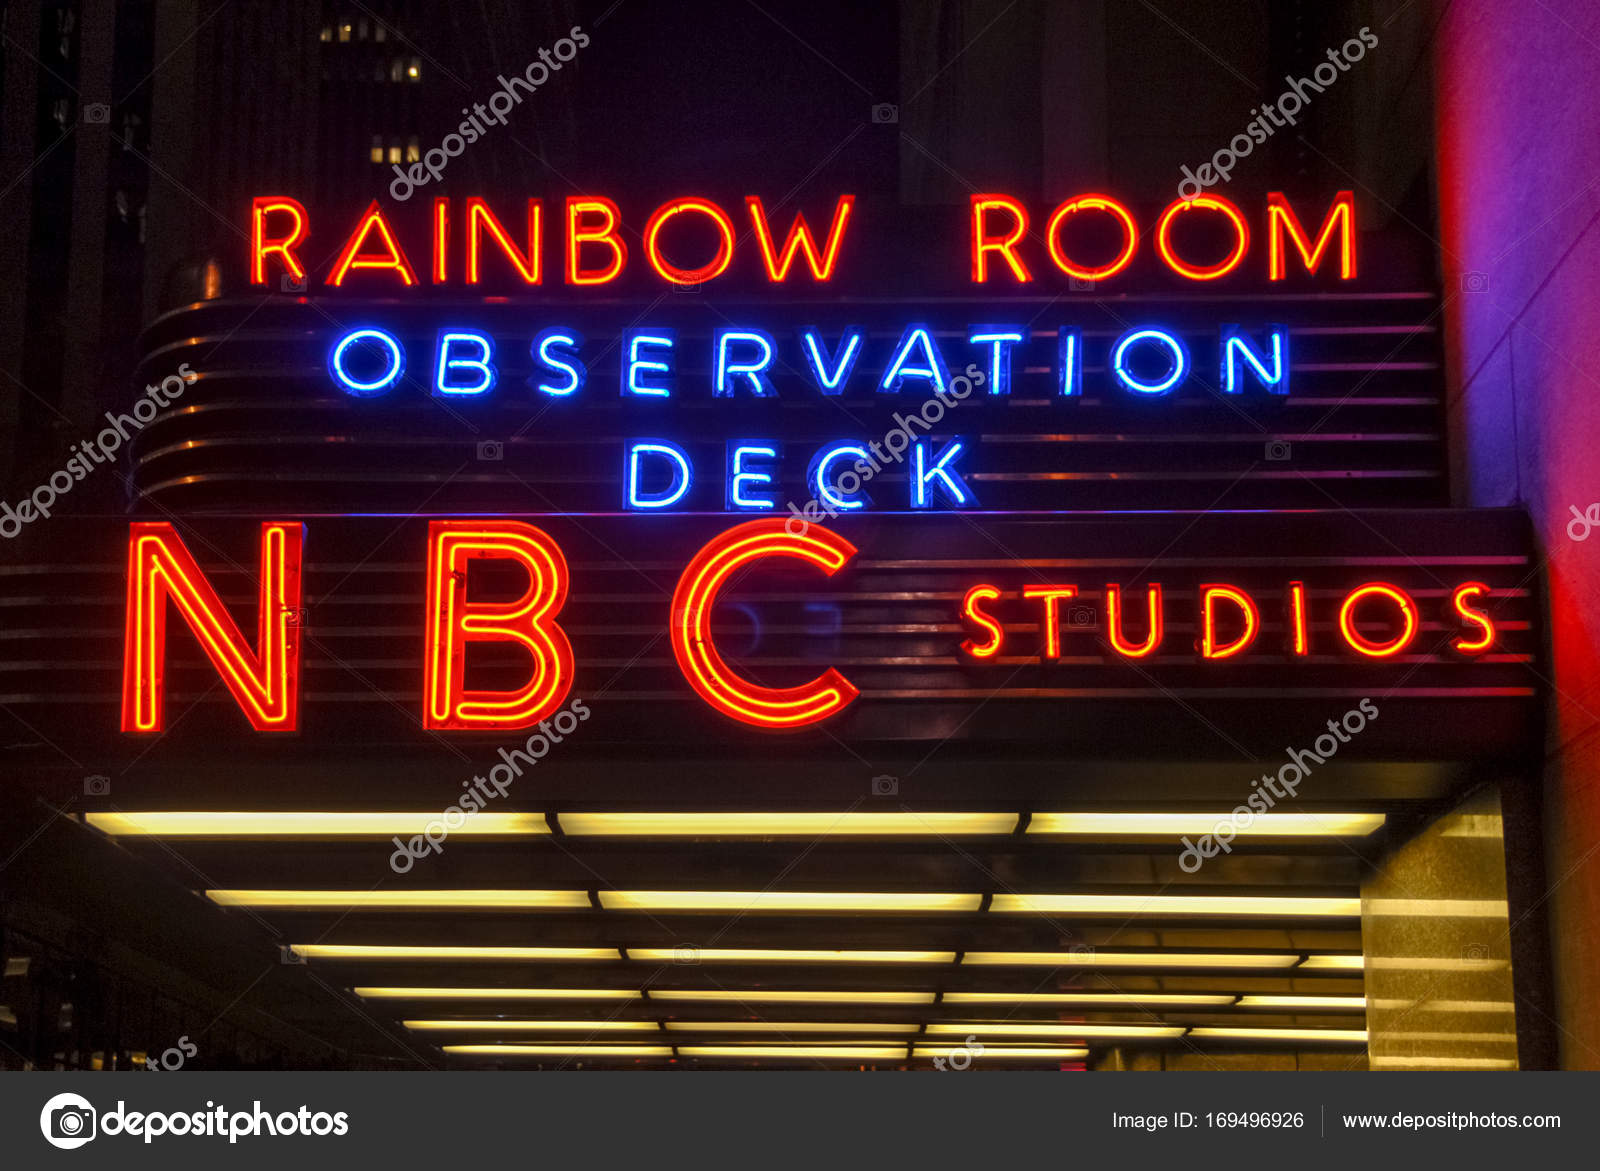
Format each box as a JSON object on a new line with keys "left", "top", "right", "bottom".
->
{"left": 559, "top": 812, "right": 1018, "bottom": 836}
{"left": 630, "top": 948, "right": 954, "bottom": 965}
{"left": 86, "top": 812, "right": 548, "bottom": 837}
{"left": 963, "top": 951, "right": 1302, "bottom": 969}
{"left": 661, "top": 1021, "right": 919, "bottom": 1034}
{"left": 444, "top": 1044, "right": 671, "bottom": 1057}
{"left": 210, "top": 890, "right": 589, "bottom": 910}
{"left": 1297, "top": 955, "right": 1364, "bottom": 971}
{"left": 913, "top": 1046, "right": 1088, "bottom": 1060}
{"left": 1190, "top": 1027, "right": 1368, "bottom": 1043}
{"left": 650, "top": 990, "right": 935, "bottom": 1005}
{"left": 600, "top": 891, "right": 981, "bottom": 913}
{"left": 943, "top": 992, "right": 1234, "bottom": 1007}
{"left": 678, "top": 1046, "right": 907, "bottom": 1060}
{"left": 404, "top": 1019, "right": 657, "bottom": 1032}
{"left": 1028, "top": 813, "right": 1383, "bottom": 837}
{"left": 925, "top": 1022, "right": 1184, "bottom": 1039}
{"left": 356, "top": 987, "right": 637, "bottom": 1001}
{"left": 991, "top": 894, "right": 1360, "bottom": 917}
{"left": 291, "top": 945, "right": 620, "bottom": 961}
{"left": 1237, "top": 995, "right": 1367, "bottom": 1010}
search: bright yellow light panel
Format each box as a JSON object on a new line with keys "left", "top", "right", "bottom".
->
{"left": 629, "top": 948, "right": 955, "bottom": 965}
{"left": 356, "top": 987, "right": 636, "bottom": 1001}
{"left": 404, "top": 1019, "right": 656, "bottom": 1032}
{"left": 942, "top": 992, "right": 1234, "bottom": 1007}
{"left": 1297, "top": 955, "right": 1364, "bottom": 971}
{"left": 925, "top": 1022, "right": 1184, "bottom": 1039}
{"left": 443, "top": 1044, "right": 670, "bottom": 1057}
{"left": 913, "top": 1046, "right": 1088, "bottom": 1060}
{"left": 962, "top": 951, "right": 1301, "bottom": 969}
{"left": 650, "top": 990, "right": 935, "bottom": 1005}
{"left": 1027, "top": 813, "right": 1383, "bottom": 837}
{"left": 1237, "top": 995, "right": 1366, "bottom": 1010}
{"left": 86, "top": 812, "right": 548, "bottom": 837}
{"left": 1190, "top": 1027, "right": 1368, "bottom": 1043}
{"left": 210, "top": 890, "right": 589, "bottom": 910}
{"left": 661, "top": 1021, "right": 918, "bottom": 1034}
{"left": 290, "top": 945, "right": 619, "bottom": 961}
{"left": 677, "top": 1046, "right": 907, "bottom": 1060}
{"left": 557, "top": 813, "right": 1017, "bottom": 836}
{"left": 990, "top": 894, "right": 1360, "bottom": 917}
{"left": 599, "top": 891, "right": 981, "bottom": 913}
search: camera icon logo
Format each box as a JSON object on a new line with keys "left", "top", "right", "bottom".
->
{"left": 673, "top": 944, "right": 700, "bottom": 965}
{"left": 1461, "top": 271, "right": 1489, "bottom": 293}
{"left": 870, "top": 774, "right": 898, "bottom": 796}
{"left": 1067, "top": 605, "right": 1096, "bottom": 629}
{"left": 82, "top": 103, "right": 110, "bottom": 125}
{"left": 83, "top": 774, "right": 110, "bottom": 796}
{"left": 279, "top": 945, "right": 307, "bottom": 965}
{"left": 40, "top": 1092, "right": 97, "bottom": 1149}
{"left": 476, "top": 440, "right": 504, "bottom": 461}
{"left": 1069, "top": 276, "right": 1096, "bottom": 292}
{"left": 1265, "top": 440, "right": 1292, "bottom": 461}
{"left": 1463, "top": 942, "right": 1489, "bottom": 962}
{"left": 280, "top": 274, "right": 307, "bottom": 293}
{"left": 870, "top": 102, "right": 898, "bottom": 124}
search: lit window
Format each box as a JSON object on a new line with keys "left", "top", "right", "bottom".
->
{"left": 390, "top": 58, "right": 403, "bottom": 82}
{"left": 374, "top": 24, "right": 386, "bottom": 42}
{"left": 369, "top": 135, "right": 383, "bottom": 164}
{"left": 387, "top": 144, "right": 402, "bottom": 164}
{"left": 406, "top": 136, "right": 420, "bottom": 162}
{"left": 339, "top": 23, "right": 351, "bottom": 43}
{"left": 320, "top": 26, "right": 332, "bottom": 43}
{"left": 409, "top": 57, "right": 421, "bottom": 81}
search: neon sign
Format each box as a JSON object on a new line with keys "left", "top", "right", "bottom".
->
{"left": 958, "top": 581, "right": 1497, "bottom": 663}
{"left": 250, "top": 191, "right": 1353, "bottom": 288}
{"left": 121, "top": 521, "right": 1503, "bottom": 735}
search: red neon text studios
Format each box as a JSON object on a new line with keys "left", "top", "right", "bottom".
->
{"left": 121, "top": 521, "right": 1502, "bottom": 735}
{"left": 248, "top": 191, "right": 1356, "bottom": 287}
{"left": 959, "top": 580, "right": 1500, "bottom": 662}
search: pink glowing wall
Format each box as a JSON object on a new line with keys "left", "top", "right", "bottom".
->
{"left": 1434, "top": 0, "right": 1600, "bottom": 1068}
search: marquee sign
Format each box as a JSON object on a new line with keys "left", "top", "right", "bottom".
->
{"left": 188, "top": 188, "right": 1428, "bottom": 519}
{"left": 111, "top": 515, "right": 1518, "bottom": 736}
{"left": 0, "top": 187, "right": 1524, "bottom": 757}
